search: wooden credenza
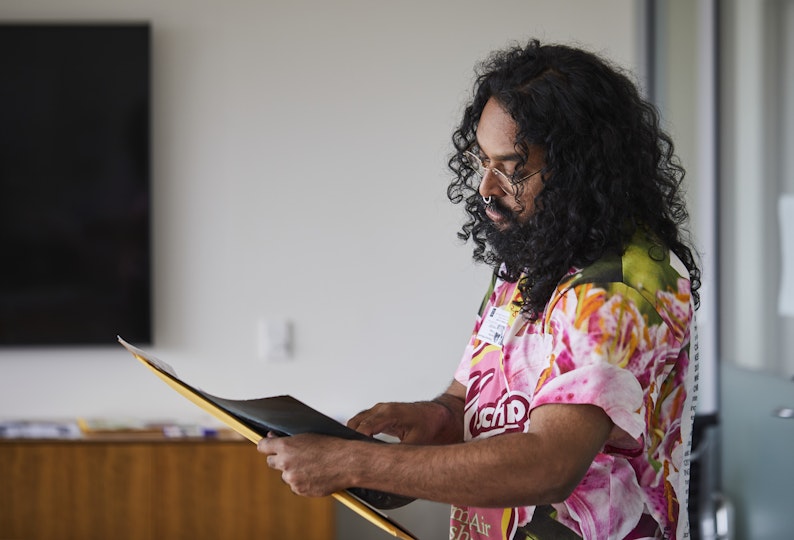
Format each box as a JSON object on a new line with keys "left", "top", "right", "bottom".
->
{"left": 0, "top": 436, "right": 334, "bottom": 540}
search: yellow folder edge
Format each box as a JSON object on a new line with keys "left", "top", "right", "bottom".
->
{"left": 118, "top": 338, "right": 417, "bottom": 540}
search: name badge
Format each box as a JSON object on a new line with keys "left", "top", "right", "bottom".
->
{"left": 476, "top": 307, "right": 510, "bottom": 347}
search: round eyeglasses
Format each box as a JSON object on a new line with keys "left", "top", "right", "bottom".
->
{"left": 463, "top": 150, "right": 543, "bottom": 194}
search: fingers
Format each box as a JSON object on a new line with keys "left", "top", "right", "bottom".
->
{"left": 257, "top": 435, "right": 294, "bottom": 484}
{"left": 255, "top": 434, "right": 348, "bottom": 498}
{"left": 257, "top": 432, "right": 282, "bottom": 462}
{"left": 348, "top": 400, "right": 461, "bottom": 445}
{"left": 347, "top": 407, "right": 381, "bottom": 435}
{"left": 348, "top": 404, "right": 401, "bottom": 437}
{"left": 347, "top": 407, "right": 376, "bottom": 431}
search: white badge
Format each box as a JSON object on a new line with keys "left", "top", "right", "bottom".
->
{"left": 476, "top": 306, "right": 510, "bottom": 347}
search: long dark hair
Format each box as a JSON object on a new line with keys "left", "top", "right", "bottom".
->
{"left": 447, "top": 40, "right": 701, "bottom": 318}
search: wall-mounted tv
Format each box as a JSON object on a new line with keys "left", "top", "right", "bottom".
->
{"left": 0, "top": 23, "right": 152, "bottom": 345}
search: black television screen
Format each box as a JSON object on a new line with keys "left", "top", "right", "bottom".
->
{"left": 0, "top": 23, "right": 151, "bottom": 345}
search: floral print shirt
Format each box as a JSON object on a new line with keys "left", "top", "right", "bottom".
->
{"left": 451, "top": 233, "right": 698, "bottom": 540}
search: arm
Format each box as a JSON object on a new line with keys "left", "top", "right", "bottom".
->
{"left": 258, "top": 399, "right": 612, "bottom": 508}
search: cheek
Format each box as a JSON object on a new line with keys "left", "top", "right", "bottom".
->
{"left": 517, "top": 183, "right": 544, "bottom": 218}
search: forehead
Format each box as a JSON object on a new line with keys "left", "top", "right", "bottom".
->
{"left": 476, "top": 98, "right": 519, "bottom": 158}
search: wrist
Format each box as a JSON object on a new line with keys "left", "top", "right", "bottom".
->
{"left": 428, "top": 394, "right": 464, "bottom": 443}
{"left": 431, "top": 393, "right": 463, "bottom": 417}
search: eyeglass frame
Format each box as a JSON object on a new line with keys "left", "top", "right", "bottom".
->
{"left": 463, "top": 150, "right": 544, "bottom": 194}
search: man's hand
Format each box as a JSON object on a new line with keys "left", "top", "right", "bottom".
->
{"left": 347, "top": 381, "right": 465, "bottom": 444}
{"left": 256, "top": 382, "right": 463, "bottom": 499}
{"left": 346, "top": 400, "right": 456, "bottom": 444}
{"left": 257, "top": 433, "right": 354, "bottom": 497}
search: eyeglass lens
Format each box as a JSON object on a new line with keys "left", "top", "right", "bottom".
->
{"left": 464, "top": 151, "right": 514, "bottom": 191}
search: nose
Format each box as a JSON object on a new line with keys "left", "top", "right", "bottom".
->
{"left": 478, "top": 169, "right": 505, "bottom": 200}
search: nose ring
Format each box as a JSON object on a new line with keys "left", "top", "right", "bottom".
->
{"left": 482, "top": 196, "right": 492, "bottom": 205}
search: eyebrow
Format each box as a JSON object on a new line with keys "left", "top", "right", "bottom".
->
{"left": 473, "top": 141, "right": 522, "bottom": 163}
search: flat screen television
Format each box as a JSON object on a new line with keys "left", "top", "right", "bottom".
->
{"left": 0, "top": 23, "right": 152, "bottom": 345}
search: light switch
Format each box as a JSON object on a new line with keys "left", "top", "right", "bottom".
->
{"left": 257, "top": 318, "right": 292, "bottom": 362}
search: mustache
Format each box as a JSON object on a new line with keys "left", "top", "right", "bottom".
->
{"left": 479, "top": 196, "right": 515, "bottom": 221}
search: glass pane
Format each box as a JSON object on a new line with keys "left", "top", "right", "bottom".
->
{"left": 720, "top": 0, "right": 794, "bottom": 379}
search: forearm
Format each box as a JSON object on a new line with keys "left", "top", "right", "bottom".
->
{"left": 345, "top": 433, "right": 571, "bottom": 508}
{"left": 260, "top": 403, "right": 611, "bottom": 507}
{"left": 344, "top": 402, "right": 612, "bottom": 508}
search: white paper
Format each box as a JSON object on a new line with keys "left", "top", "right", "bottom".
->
{"left": 779, "top": 194, "right": 794, "bottom": 316}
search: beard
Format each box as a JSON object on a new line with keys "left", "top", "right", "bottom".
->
{"left": 479, "top": 197, "right": 536, "bottom": 279}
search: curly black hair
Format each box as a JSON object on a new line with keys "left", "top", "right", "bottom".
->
{"left": 447, "top": 39, "right": 701, "bottom": 319}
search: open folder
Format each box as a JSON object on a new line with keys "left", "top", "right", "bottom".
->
{"left": 118, "top": 337, "right": 418, "bottom": 540}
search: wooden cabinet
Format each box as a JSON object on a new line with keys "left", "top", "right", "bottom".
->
{"left": 0, "top": 437, "right": 334, "bottom": 540}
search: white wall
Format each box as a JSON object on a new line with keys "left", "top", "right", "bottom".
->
{"left": 0, "top": 0, "right": 638, "bottom": 424}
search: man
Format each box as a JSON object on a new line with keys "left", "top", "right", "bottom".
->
{"left": 258, "top": 40, "right": 701, "bottom": 539}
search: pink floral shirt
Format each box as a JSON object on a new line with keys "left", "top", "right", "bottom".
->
{"left": 452, "top": 236, "right": 698, "bottom": 540}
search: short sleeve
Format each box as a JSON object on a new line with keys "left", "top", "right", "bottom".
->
{"left": 532, "top": 282, "right": 680, "bottom": 448}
